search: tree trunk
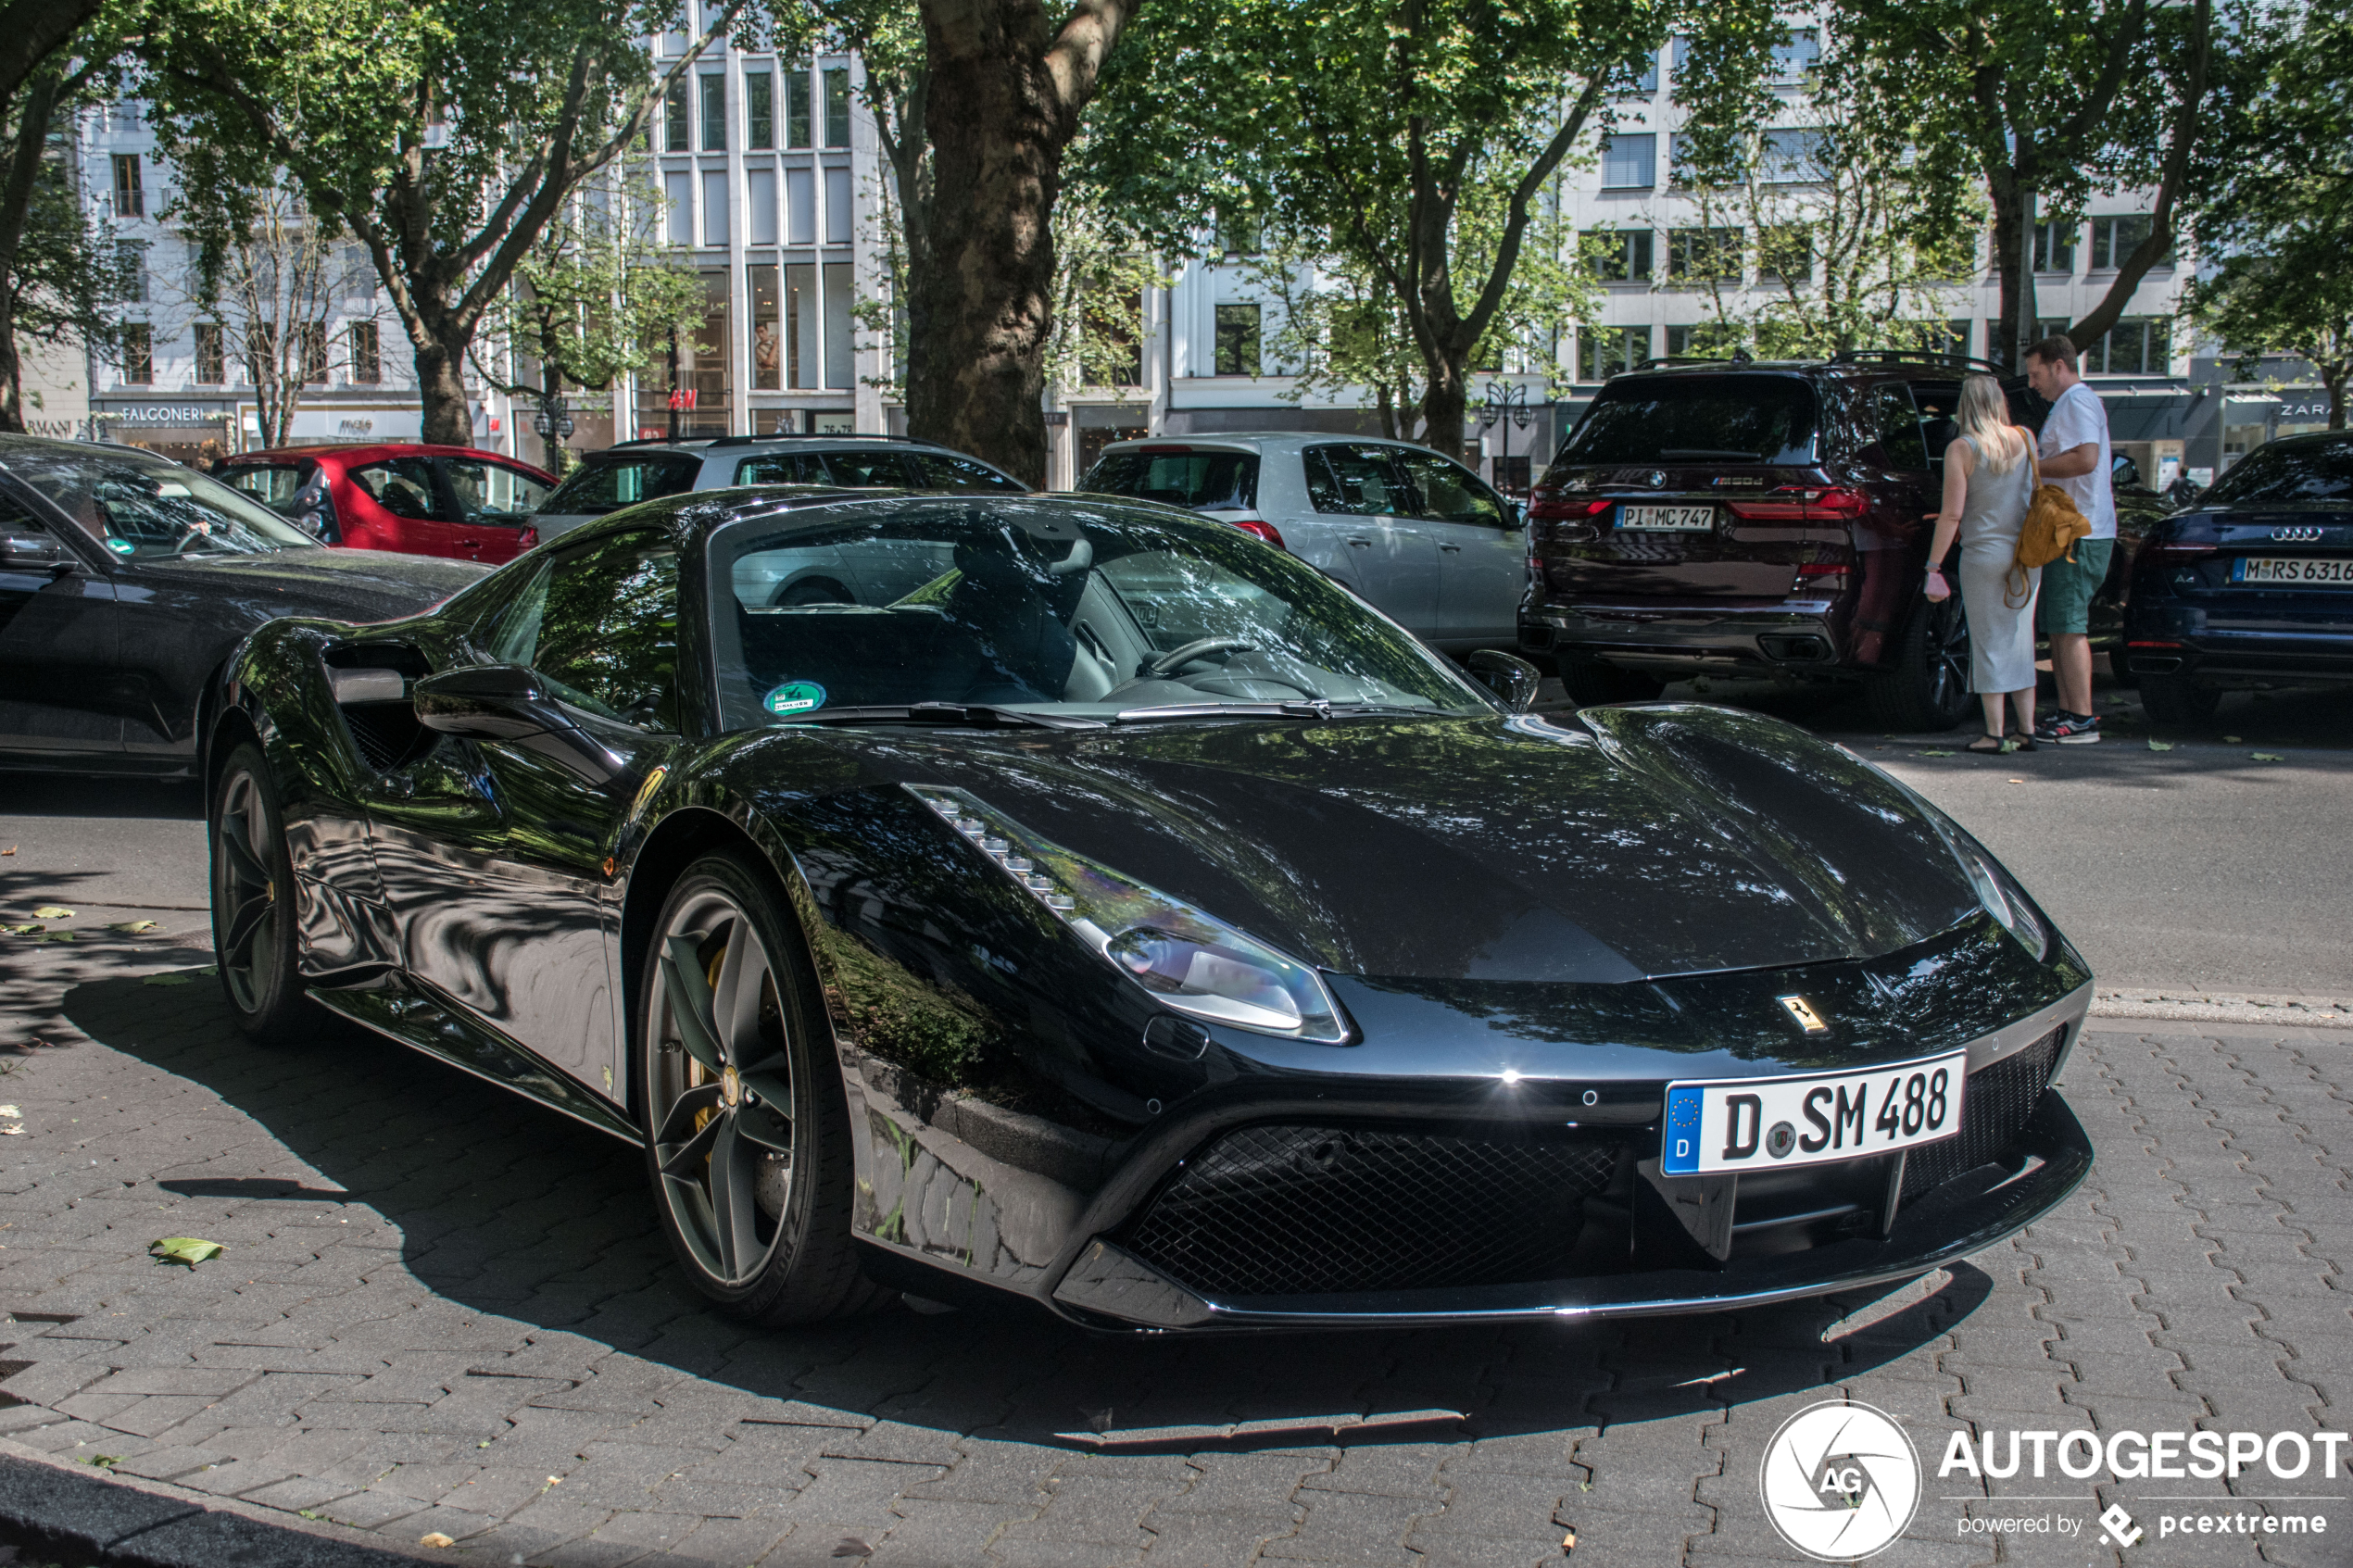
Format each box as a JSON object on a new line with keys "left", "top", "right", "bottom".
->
{"left": 1988, "top": 173, "right": 2031, "bottom": 373}
{"left": 0, "top": 290, "right": 20, "bottom": 434}
{"left": 1418, "top": 355, "right": 1468, "bottom": 464}
{"left": 414, "top": 328, "right": 473, "bottom": 446}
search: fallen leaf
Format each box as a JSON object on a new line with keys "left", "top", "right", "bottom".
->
{"left": 0, "top": 1106, "right": 18, "bottom": 1118}
{"left": 2223, "top": 734, "right": 2242, "bottom": 743}
{"left": 2, "top": 924, "right": 41, "bottom": 936}
{"left": 1919, "top": 749, "right": 1956, "bottom": 758}
{"left": 30, "top": 907, "right": 72, "bottom": 920}
{"left": 1, "top": 845, "right": 14, "bottom": 854}
{"left": 108, "top": 921, "right": 158, "bottom": 935}
{"left": 831, "top": 1540, "right": 871, "bottom": 1560}
{"left": 82, "top": 1454, "right": 120, "bottom": 1468}
{"left": 2008, "top": 777, "right": 2027, "bottom": 784}
{"left": 2253, "top": 752, "right": 2284, "bottom": 761}
{"left": 39, "top": 931, "right": 73, "bottom": 943}
{"left": 2146, "top": 739, "right": 2174, "bottom": 751}
{"left": 419, "top": 1532, "right": 455, "bottom": 1549}
{"left": 148, "top": 1236, "right": 224, "bottom": 1267}
{"left": 0, "top": 1128, "right": 19, "bottom": 1135}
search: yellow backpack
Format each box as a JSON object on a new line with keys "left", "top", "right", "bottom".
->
{"left": 2007, "top": 438, "right": 2093, "bottom": 605}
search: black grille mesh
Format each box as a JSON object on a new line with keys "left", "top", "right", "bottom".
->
{"left": 1121, "top": 1124, "right": 1617, "bottom": 1298}
{"left": 1902, "top": 1026, "right": 2063, "bottom": 1201}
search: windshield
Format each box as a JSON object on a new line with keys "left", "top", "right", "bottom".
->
{"left": 708, "top": 497, "right": 1489, "bottom": 731}
{"left": 1559, "top": 376, "right": 1820, "bottom": 466}
{"left": 1083, "top": 449, "right": 1260, "bottom": 509}
{"left": 541, "top": 453, "right": 702, "bottom": 516}
{"left": 1, "top": 445, "right": 316, "bottom": 558}
{"left": 2205, "top": 439, "right": 2353, "bottom": 506}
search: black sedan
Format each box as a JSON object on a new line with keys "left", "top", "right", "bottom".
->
{"left": 2127, "top": 431, "right": 2353, "bottom": 721}
{"left": 208, "top": 486, "right": 2094, "bottom": 1330}
{"left": 0, "top": 436, "right": 482, "bottom": 776}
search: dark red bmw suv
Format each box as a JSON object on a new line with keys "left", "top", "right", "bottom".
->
{"left": 1518, "top": 353, "right": 2108, "bottom": 730}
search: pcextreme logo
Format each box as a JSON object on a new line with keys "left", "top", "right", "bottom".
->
{"left": 1760, "top": 1399, "right": 1922, "bottom": 1561}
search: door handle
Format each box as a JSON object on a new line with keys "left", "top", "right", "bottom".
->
{"left": 457, "top": 538, "right": 482, "bottom": 548}
{"left": 1440, "top": 544, "right": 1462, "bottom": 553}
{"left": 1346, "top": 537, "right": 1373, "bottom": 546}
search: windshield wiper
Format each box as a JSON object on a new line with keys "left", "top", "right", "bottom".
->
{"left": 1113, "top": 700, "right": 1449, "bottom": 724}
{"left": 788, "top": 702, "right": 1104, "bottom": 732}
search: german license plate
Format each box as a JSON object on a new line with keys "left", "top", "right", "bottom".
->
{"left": 1618, "top": 505, "right": 1715, "bottom": 532}
{"left": 1660, "top": 1051, "right": 1968, "bottom": 1175}
{"left": 2233, "top": 556, "right": 2353, "bottom": 585}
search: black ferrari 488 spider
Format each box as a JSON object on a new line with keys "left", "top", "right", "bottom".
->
{"left": 208, "top": 485, "right": 2093, "bottom": 1330}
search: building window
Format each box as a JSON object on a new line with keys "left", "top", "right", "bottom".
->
{"left": 1214, "top": 303, "right": 1261, "bottom": 377}
{"left": 2083, "top": 318, "right": 2169, "bottom": 375}
{"left": 749, "top": 263, "right": 779, "bottom": 389}
{"left": 786, "top": 261, "right": 816, "bottom": 387}
{"left": 1580, "top": 325, "right": 1651, "bottom": 380}
{"left": 746, "top": 69, "right": 774, "bottom": 149}
{"left": 1599, "top": 133, "right": 1655, "bottom": 190}
{"left": 2031, "top": 220, "right": 2076, "bottom": 274}
{"left": 1760, "top": 129, "right": 1823, "bottom": 183}
{"left": 1757, "top": 224, "right": 1811, "bottom": 283}
{"left": 823, "top": 67, "right": 850, "bottom": 147}
{"left": 116, "top": 241, "right": 146, "bottom": 302}
{"left": 349, "top": 321, "right": 380, "bottom": 383}
{"left": 1584, "top": 229, "right": 1653, "bottom": 282}
{"left": 112, "top": 155, "right": 143, "bottom": 219}
{"left": 1667, "top": 227, "right": 1743, "bottom": 282}
{"left": 699, "top": 74, "right": 725, "bottom": 151}
{"left": 120, "top": 323, "right": 152, "bottom": 384}
{"left": 1772, "top": 29, "right": 1820, "bottom": 82}
{"left": 300, "top": 322, "right": 329, "bottom": 384}
{"left": 664, "top": 78, "right": 690, "bottom": 152}
{"left": 194, "top": 323, "right": 224, "bottom": 384}
{"left": 786, "top": 63, "right": 812, "bottom": 147}
{"left": 2090, "top": 215, "right": 2171, "bottom": 270}
{"left": 1611, "top": 51, "right": 1658, "bottom": 94}
{"left": 1216, "top": 210, "right": 1259, "bottom": 257}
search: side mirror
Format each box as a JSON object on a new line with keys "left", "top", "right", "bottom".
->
{"left": 1506, "top": 500, "right": 1528, "bottom": 530}
{"left": 0, "top": 532, "right": 75, "bottom": 572}
{"left": 1466, "top": 648, "right": 1542, "bottom": 713}
{"left": 411, "top": 664, "right": 624, "bottom": 784}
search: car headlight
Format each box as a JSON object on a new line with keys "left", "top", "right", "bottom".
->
{"left": 907, "top": 785, "right": 1349, "bottom": 1042}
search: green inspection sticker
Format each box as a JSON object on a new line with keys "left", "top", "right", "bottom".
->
{"left": 764, "top": 681, "right": 827, "bottom": 716}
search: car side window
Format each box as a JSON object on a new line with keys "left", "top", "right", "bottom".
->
{"left": 223, "top": 464, "right": 312, "bottom": 516}
{"left": 1305, "top": 445, "right": 1408, "bottom": 515}
{"left": 818, "top": 450, "right": 914, "bottom": 487}
{"left": 348, "top": 458, "right": 444, "bottom": 521}
{"left": 736, "top": 454, "right": 829, "bottom": 485}
{"left": 487, "top": 533, "right": 681, "bottom": 731}
{"left": 1870, "top": 385, "right": 1931, "bottom": 470}
{"left": 905, "top": 451, "right": 1024, "bottom": 492}
{"left": 1908, "top": 383, "right": 1961, "bottom": 466}
{"left": 443, "top": 458, "right": 551, "bottom": 525}
{"left": 1391, "top": 450, "right": 1505, "bottom": 526}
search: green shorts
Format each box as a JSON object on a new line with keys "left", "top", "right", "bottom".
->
{"left": 2036, "top": 537, "right": 2114, "bottom": 635}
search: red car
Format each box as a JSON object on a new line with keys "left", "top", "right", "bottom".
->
{"left": 218, "top": 445, "right": 557, "bottom": 565}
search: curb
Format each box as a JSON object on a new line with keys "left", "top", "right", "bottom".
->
{"left": 2089, "top": 989, "right": 2353, "bottom": 1031}
{"left": 0, "top": 1443, "right": 438, "bottom": 1568}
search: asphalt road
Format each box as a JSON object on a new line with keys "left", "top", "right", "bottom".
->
{"left": 3, "top": 674, "right": 2347, "bottom": 996}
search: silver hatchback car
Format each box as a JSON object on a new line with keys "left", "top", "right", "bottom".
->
{"left": 1079, "top": 433, "right": 1529, "bottom": 652}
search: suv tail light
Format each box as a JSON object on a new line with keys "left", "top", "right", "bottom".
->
{"left": 1528, "top": 487, "right": 1614, "bottom": 522}
{"left": 1724, "top": 486, "right": 1868, "bottom": 522}
{"left": 2140, "top": 513, "right": 2221, "bottom": 568}
{"left": 1227, "top": 517, "right": 1285, "bottom": 549}
{"left": 518, "top": 525, "right": 540, "bottom": 550}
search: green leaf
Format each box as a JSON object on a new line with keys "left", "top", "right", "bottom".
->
{"left": 3, "top": 924, "right": 42, "bottom": 936}
{"left": 109, "top": 921, "right": 160, "bottom": 935}
{"left": 83, "top": 1454, "right": 120, "bottom": 1468}
{"left": 1919, "top": 749, "right": 1956, "bottom": 757}
{"left": 2252, "top": 752, "right": 2284, "bottom": 761}
{"left": 2146, "top": 739, "right": 2174, "bottom": 751}
{"left": 149, "top": 1236, "right": 225, "bottom": 1267}
{"left": 30, "top": 906, "right": 72, "bottom": 920}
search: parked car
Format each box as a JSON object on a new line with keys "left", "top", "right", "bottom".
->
{"left": 2126, "top": 430, "right": 2353, "bottom": 721}
{"left": 0, "top": 437, "right": 483, "bottom": 776}
{"left": 1079, "top": 433, "right": 1528, "bottom": 654}
{"left": 218, "top": 444, "right": 556, "bottom": 565}
{"left": 1519, "top": 354, "right": 2153, "bottom": 728}
{"left": 530, "top": 435, "right": 1026, "bottom": 544}
{"left": 208, "top": 484, "right": 2091, "bottom": 1330}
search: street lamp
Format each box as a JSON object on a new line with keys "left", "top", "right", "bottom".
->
{"left": 1477, "top": 381, "right": 1534, "bottom": 494}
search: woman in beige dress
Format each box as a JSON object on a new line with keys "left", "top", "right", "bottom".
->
{"left": 1924, "top": 375, "right": 2040, "bottom": 753}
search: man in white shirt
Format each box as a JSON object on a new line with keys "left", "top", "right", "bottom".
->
{"left": 2026, "top": 336, "right": 2114, "bottom": 744}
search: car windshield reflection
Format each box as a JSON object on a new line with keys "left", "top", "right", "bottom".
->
{"left": 0, "top": 445, "right": 317, "bottom": 558}
{"left": 707, "top": 498, "right": 1492, "bottom": 731}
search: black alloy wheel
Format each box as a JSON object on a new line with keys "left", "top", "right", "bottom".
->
{"left": 209, "top": 742, "right": 313, "bottom": 1047}
{"left": 2137, "top": 672, "right": 2221, "bottom": 724}
{"left": 639, "top": 852, "right": 878, "bottom": 1323}
{"left": 1866, "top": 589, "right": 1974, "bottom": 732}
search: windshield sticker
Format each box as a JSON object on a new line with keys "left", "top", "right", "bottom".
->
{"left": 764, "top": 681, "right": 827, "bottom": 717}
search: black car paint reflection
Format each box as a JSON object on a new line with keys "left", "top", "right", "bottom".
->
{"left": 213, "top": 488, "right": 2093, "bottom": 1330}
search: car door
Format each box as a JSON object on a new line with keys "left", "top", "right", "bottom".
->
{"left": 437, "top": 457, "right": 553, "bottom": 564}
{"left": 1852, "top": 383, "right": 1941, "bottom": 641}
{"left": 346, "top": 456, "right": 466, "bottom": 558}
{"left": 1301, "top": 444, "right": 1440, "bottom": 632}
{"left": 0, "top": 482, "right": 120, "bottom": 762}
{"left": 1391, "top": 448, "right": 1524, "bottom": 646}
{"left": 376, "top": 531, "right": 679, "bottom": 1098}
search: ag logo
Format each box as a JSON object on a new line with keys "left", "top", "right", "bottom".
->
{"left": 1759, "top": 1399, "right": 1920, "bottom": 1561}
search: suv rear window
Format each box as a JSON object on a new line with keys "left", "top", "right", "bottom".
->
{"left": 1083, "top": 448, "right": 1259, "bottom": 509}
{"left": 1560, "top": 377, "right": 1820, "bottom": 466}
{"left": 2204, "top": 439, "right": 2353, "bottom": 505}
{"left": 542, "top": 454, "right": 702, "bottom": 515}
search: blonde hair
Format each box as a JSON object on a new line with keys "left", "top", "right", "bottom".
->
{"left": 1957, "top": 374, "right": 2025, "bottom": 474}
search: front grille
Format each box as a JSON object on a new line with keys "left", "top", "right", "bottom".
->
{"left": 1121, "top": 1124, "right": 1617, "bottom": 1298}
{"left": 1902, "top": 1026, "right": 2063, "bottom": 1201}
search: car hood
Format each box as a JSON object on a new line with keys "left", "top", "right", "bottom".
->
{"left": 130, "top": 546, "right": 485, "bottom": 621}
{"left": 791, "top": 704, "right": 1982, "bottom": 985}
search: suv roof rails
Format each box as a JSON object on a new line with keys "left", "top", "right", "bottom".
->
{"left": 1628, "top": 354, "right": 1758, "bottom": 372}
{"left": 606, "top": 437, "right": 716, "bottom": 449}
{"left": 1829, "top": 349, "right": 2009, "bottom": 376}
{"left": 703, "top": 433, "right": 913, "bottom": 446}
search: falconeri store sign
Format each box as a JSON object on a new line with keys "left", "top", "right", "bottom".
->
{"left": 92, "top": 398, "right": 235, "bottom": 461}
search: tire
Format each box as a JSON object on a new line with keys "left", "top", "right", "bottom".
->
{"left": 1864, "top": 591, "right": 1973, "bottom": 732}
{"left": 2139, "top": 672, "right": 2221, "bottom": 724}
{"left": 638, "top": 851, "right": 883, "bottom": 1325}
{"left": 1561, "top": 656, "right": 1665, "bottom": 706}
{"left": 209, "top": 741, "right": 314, "bottom": 1047}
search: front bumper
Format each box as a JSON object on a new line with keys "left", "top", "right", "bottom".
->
{"left": 1520, "top": 603, "right": 1847, "bottom": 676}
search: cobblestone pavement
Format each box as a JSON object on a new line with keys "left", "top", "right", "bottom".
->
{"left": 1, "top": 929, "right": 2347, "bottom": 1568}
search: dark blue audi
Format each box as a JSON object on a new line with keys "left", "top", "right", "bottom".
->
{"left": 2127, "top": 431, "right": 2353, "bottom": 721}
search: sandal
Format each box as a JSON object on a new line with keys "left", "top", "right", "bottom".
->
{"left": 2007, "top": 732, "right": 2037, "bottom": 752}
{"left": 1966, "top": 734, "right": 2010, "bottom": 754}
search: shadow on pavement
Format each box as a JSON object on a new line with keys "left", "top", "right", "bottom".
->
{"left": 62, "top": 968, "right": 1992, "bottom": 1450}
